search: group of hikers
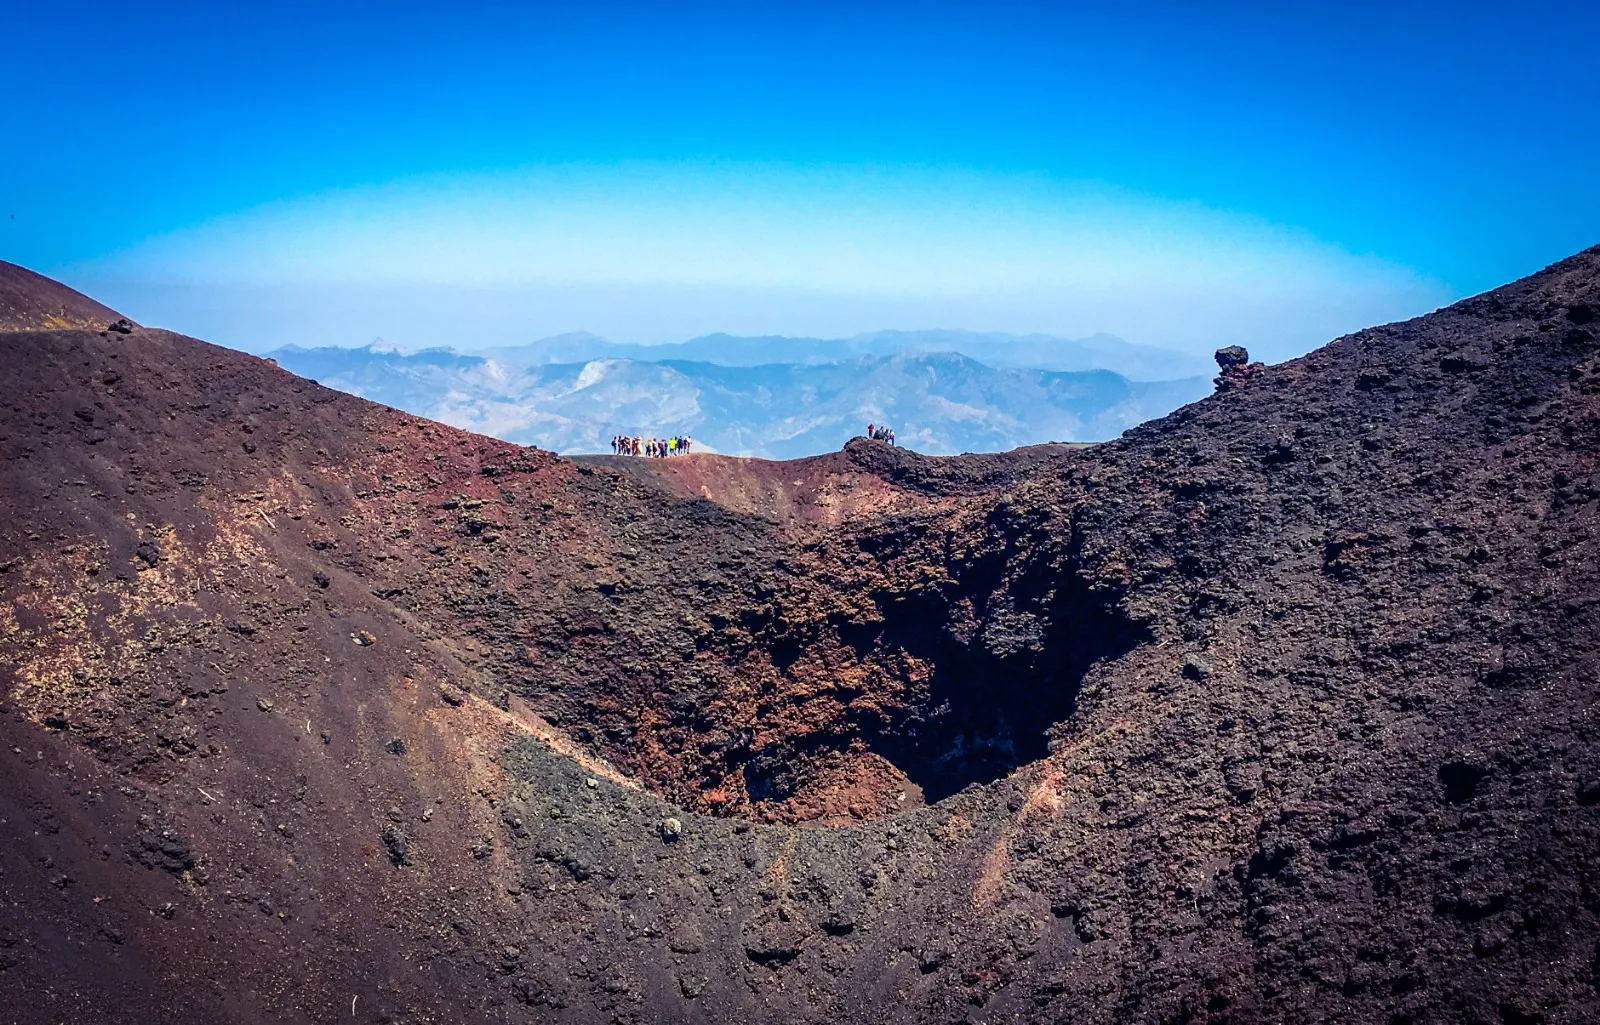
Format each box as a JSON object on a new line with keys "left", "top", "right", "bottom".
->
{"left": 611, "top": 435, "right": 693, "bottom": 457}
{"left": 611, "top": 426, "right": 892, "bottom": 457}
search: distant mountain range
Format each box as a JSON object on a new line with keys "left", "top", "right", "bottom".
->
{"left": 265, "top": 331, "right": 1213, "bottom": 458}
{"left": 480, "top": 329, "right": 1213, "bottom": 381}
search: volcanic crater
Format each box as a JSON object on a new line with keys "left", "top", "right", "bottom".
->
{"left": 582, "top": 497, "right": 1157, "bottom": 821}
{"left": 2, "top": 253, "right": 1599, "bottom": 1024}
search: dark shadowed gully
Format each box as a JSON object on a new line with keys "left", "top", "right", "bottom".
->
{"left": 1, "top": 250, "right": 1599, "bottom": 1023}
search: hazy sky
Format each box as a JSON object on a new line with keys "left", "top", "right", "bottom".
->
{"left": 5, "top": 1, "right": 1597, "bottom": 361}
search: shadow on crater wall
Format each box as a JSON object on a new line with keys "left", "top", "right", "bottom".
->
{"left": 860, "top": 555, "right": 1149, "bottom": 802}
{"left": 739, "top": 527, "right": 1150, "bottom": 811}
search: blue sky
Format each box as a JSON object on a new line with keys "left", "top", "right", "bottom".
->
{"left": 3, "top": 1, "right": 1597, "bottom": 359}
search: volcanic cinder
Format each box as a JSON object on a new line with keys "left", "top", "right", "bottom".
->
{"left": 1, "top": 252, "right": 1598, "bottom": 1024}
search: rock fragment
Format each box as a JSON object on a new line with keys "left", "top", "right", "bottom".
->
{"left": 1214, "top": 345, "right": 1249, "bottom": 370}
{"left": 1213, "top": 345, "right": 1261, "bottom": 391}
{"left": 381, "top": 824, "right": 408, "bottom": 866}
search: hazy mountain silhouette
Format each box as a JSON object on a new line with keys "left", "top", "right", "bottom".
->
{"left": 265, "top": 342, "right": 1211, "bottom": 457}
{"left": 471, "top": 328, "right": 1209, "bottom": 380}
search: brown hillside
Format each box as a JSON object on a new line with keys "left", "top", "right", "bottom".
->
{"left": 1, "top": 250, "right": 1598, "bottom": 1024}
{"left": 576, "top": 440, "right": 1076, "bottom": 525}
{"left": 0, "top": 259, "right": 129, "bottom": 332}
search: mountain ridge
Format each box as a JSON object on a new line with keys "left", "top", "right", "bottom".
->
{"left": 263, "top": 342, "right": 1211, "bottom": 457}
{"left": 0, "top": 258, "right": 131, "bottom": 332}
{"left": 322, "top": 326, "right": 1212, "bottom": 380}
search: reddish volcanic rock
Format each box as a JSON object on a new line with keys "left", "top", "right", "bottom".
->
{"left": 1, "top": 248, "right": 1599, "bottom": 1023}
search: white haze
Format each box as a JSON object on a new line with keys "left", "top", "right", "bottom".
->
{"left": 63, "top": 163, "right": 1456, "bottom": 364}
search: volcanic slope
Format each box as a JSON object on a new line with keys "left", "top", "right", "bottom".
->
{"left": 0, "top": 259, "right": 129, "bottom": 332}
{"left": 1, "top": 249, "right": 1598, "bottom": 1024}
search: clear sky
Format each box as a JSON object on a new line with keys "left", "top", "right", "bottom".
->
{"left": 4, "top": 1, "right": 1597, "bottom": 360}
